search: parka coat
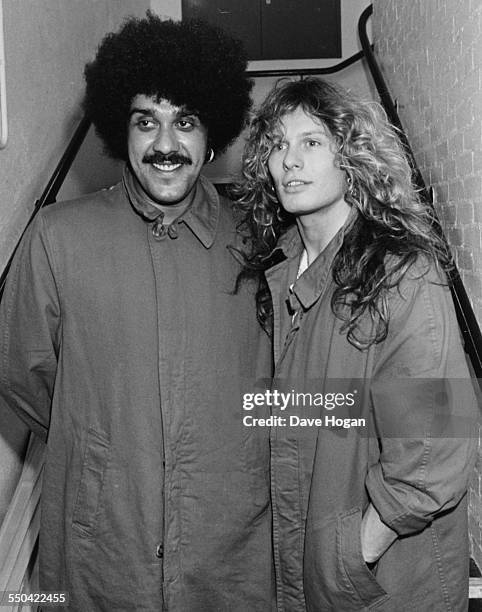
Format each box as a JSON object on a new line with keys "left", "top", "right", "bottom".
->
{"left": 265, "top": 218, "right": 478, "bottom": 612}
{"left": 0, "top": 170, "right": 275, "bottom": 611}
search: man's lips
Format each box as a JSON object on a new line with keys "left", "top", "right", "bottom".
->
{"left": 151, "top": 162, "right": 182, "bottom": 172}
{"left": 282, "top": 179, "right": 311, "bottom": 191}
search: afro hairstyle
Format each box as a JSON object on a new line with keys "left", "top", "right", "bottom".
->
{"left": 83, "top": 13, "right": 253, "bottom": 160}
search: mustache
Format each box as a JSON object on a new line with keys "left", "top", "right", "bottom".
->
{"left": 143, "top": 153, "right": 192, "bottom": 166}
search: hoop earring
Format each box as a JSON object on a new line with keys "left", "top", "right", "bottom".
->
{"left": 205, "top": 148, "right": 215, "bottom": 164}
{"left": 346, "top": 175, "right": 354, "bottom": 196}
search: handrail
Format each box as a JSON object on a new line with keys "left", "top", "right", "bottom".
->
{"left": 246, "top": 49, "right": 366, "bottom": 78}
{"left": 0, "top": 433, "right": 44, "bottom": 604}
{"left": 358, "top": 7, "right": 428, "bottom": 197}
{"left": 358, "top": 5, "right": 482, "bottom": 381}
{"left": 36, "top": 115, "right": 91, "bottom": 210}
{"left": 0, "top": 115, "right": 91, "bottom": 298}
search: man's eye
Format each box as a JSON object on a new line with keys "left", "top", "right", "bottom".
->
{"left": 306, "top": 139, "right": 320, "bottom": 147}
{"left": 272, "top": 142, "right": 286, "bottom": 151}
{"left": 136, "top": 118, "right": 156, "bottom": 131}
{"left": 177, "top": 119, "right": 194, "bottom": 130}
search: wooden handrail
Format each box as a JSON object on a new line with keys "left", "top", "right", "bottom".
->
{"left": 0, "top": 433, "right": 44, "bottom": 608}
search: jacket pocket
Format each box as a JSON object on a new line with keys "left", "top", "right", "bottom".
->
{"left": 337, "top": 507, "right": 389, "bottom": 609}
{"left": 72, "top": 428, "right": 110, "bottom": 536}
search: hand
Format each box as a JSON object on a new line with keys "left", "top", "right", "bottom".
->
{"left": 360, "top": 503, "right": 398, "bottom": 563}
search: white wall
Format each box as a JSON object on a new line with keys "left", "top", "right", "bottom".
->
{"left": 150, "top": 0, "right": 182, "bottom": 21}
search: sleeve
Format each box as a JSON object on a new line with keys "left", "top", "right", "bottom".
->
{"left": 0, "top": 213, "right": 61, "bottom": 441}
{"left": 365, "top": 265, "right": 479, "bottom": 536}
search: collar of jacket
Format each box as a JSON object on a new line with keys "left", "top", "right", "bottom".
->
{"left": 122, "top": 165, "right": 220, "bottom": 249}
{"left": 267, "top": 207, "right": 358, "bottom": 311}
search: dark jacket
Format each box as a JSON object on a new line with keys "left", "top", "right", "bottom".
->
{"left": 0, "top": 171, "right": 275, "bottom": 611}
{"left": 265, "top": 219, "right": 478, "bottom": 611}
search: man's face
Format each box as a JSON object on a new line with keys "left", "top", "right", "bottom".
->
{"left": 268, "top": 106, "right": 348, "bottom": 223}
{"left": 127, "top": 95, "right": 208, "bottom": 207}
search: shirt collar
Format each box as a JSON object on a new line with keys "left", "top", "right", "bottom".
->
{"left": 122, "top": 165, "right": 219, "bottom": 249}
{"left": 271, "top": 208, "right": 358, "bottom": 310}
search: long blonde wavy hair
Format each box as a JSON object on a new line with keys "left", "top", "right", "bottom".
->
{"left": 234, "top": 78, "right": 451, "bottom": 348}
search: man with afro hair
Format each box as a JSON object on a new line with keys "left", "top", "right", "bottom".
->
{"left": 0, "top": 13, "right": 275, "bottom": 612}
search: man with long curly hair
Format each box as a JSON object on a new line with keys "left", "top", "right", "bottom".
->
{"left": 236, "top": 78, "right": 478, "bottom": 611}
{"left": 0, "top": 14, "right": 275, "bottom": 611}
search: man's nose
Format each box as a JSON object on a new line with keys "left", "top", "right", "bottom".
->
{"left": 153, "top": 126, "right": 179, "bottom": 154}
{"left": 283, "top": 146, "right": 302, "bottom": 170}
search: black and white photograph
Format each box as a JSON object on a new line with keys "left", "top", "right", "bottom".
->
{"left": 0, "top": 1, "right": 480, "bottom": 610}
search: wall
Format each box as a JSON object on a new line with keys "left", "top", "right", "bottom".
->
{"left": 0, "top": 0, "right": 149, "bottom": 526}
{"left": 372, "top": 0, "right": 482, "bottom": 568}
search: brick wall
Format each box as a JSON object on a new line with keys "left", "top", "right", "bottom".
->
{"left": 372, "top": 0, "right": 482, "bottom": 568}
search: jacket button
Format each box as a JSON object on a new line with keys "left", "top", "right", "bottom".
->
{"left": 156, "top": 543, "right": 164, "bottom": 558}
